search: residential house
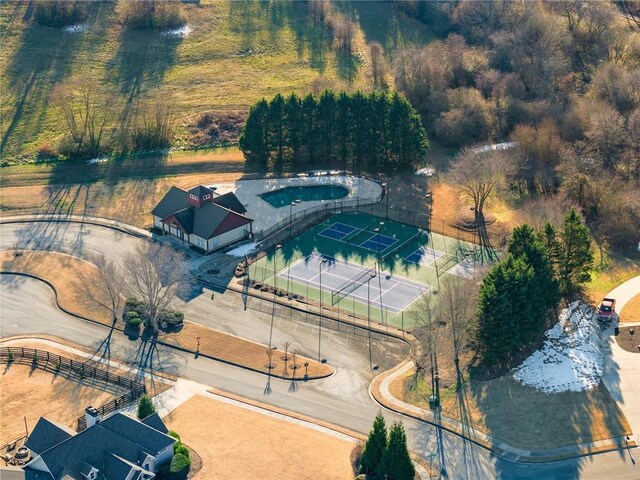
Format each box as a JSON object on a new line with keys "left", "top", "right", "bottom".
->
{"left": 22, "top": 408, "right": 175, "bottom": 480}
{"left": 152, "top": 185, "right": 252, "bottom": 253}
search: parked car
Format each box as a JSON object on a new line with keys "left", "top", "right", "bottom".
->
{"left": 597, "top": 298, "right": 616, "bottom": 321}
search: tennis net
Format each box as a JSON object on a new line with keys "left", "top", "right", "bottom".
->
{"left": 381, "top": 231, "right": 422, "bottom": 264}
{"left": 331, "top": 264, "right": 377, "bottom": 305}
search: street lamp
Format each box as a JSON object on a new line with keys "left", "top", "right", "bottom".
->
{"left": 367, "top": 270, "right": 377, "bottom": 370}
{"left": 289, "top": 199, "right": 301, "bottom": 240}
{"left": 382, "top": 182, "right": 389, "bottom": 219}
{"left": 318, "top": 257, "right": 328, "bottom": 362}
{"left": 374, "top": 221, "right": 385, "bottom": 269}
{"left": 274, "top": 243, "right": 282, "bottom": 292}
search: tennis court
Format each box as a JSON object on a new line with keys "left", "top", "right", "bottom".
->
{"left": 318, "top": 222, "right": 398, "bottom": 254}
{"left": 279, "top": 253, "right": 430, "bottom": 314}
{"left": 405, "top": 246, "right": 445, "bottom": 267}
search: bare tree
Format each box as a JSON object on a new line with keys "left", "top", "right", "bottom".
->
{"left": 53, "top": 81, "right": 116, "bottom": 157}
{"left": 122, "top": 243, "right": 185, "bottom": 341}
{"left": 438, "top": 277, "right": 478, "bottom": 385}
{"left": 449, "top": 149, "right": 512, "bottom": 262}
{"left": 369, "top": 41, "right": 388, "bottom": 91}
{"left": 80, "top": 254, "right": 126, "bottom": 325}
{"left": 411, "top": 293, "right": 445, "bottom": 405}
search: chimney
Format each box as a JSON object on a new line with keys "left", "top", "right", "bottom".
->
{"left": 85, "top": 406, "right": 101, "bottom": 428}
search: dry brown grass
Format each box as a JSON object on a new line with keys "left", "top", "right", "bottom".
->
{"left": 164, "top": 394, "right": 357, "bottom": 480}
{"left": 0, "top": 364, "right": 118, "bottom": 444}
{"left": 1, "top": 170, "right": 244, "bottom": 229}
{"left": 1, "top": 251, "right": 332, "bottom": 379}
{"left": 391, "top": 367, "right": 631, "bottom": 451}
{"left": 586, "top": 262, "right": 640, "bottom": 306}
{"left": 619, "top": 294, "right": 640, "bottom": 323}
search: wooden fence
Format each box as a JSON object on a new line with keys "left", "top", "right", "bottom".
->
{"left": 0, "top": 347, "right": 146, "bottom": 432}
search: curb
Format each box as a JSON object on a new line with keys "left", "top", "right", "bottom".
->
{"left": 0, "top": 270, "right": 332, "bottom": 382}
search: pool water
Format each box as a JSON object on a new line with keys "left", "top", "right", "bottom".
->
{"left": 259, "top": 184, "right": 349, "bottom": 208}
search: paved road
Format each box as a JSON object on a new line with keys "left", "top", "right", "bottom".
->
{"left": 1, "top": 221, "right": 639, "bottom": 479}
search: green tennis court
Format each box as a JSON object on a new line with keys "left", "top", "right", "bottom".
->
{"left": 248, "top": 212, "right": 487, "bottom": 328}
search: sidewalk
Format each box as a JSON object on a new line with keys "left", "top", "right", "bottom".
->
{"left": 601, "top": 275, "right": 640, "bottom": 447}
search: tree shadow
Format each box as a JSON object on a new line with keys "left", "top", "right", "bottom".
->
{"left": 1, "top": 17, "right": 82, "bottom": 158}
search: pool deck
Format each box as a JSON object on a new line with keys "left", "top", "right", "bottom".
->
{"left": 210, "top": 176, "right": 383, "bottom": 234}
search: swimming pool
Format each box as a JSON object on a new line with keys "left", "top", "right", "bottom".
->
{"left": 259, "top": 184, "right": 349, "bottom": 208}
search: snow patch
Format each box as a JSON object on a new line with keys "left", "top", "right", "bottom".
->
{"left": 472, "top": 142, "right": 518, "bottom": 154}
{"left": 87, "top": 157, "right": 109, "bottom": 164}
{"left": 162, "top": 25, "right": 192, "bottom": 37}
{"left": 512, "top": 302, "right": 604, "bottom": 394}
{"left": 226, "top": 242, "right": 257, "bottom": 257}
{"left": 415, "top": 167, "right": 435, "bottom": 177}
{"left": 63, "top": 24, "right": 86, "bottom": 34}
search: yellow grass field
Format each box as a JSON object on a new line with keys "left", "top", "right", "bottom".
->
{"left": 164, "top": 394, "right": 357, "bottom": 480}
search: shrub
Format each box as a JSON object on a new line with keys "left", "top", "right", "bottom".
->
{"left": 7, "top": 351, "right": 14, "bottom": 362}
{"left": 127, "top": 316, "right": 143, "bottom": 328}
{"left": 169, "top": 452, "right": 191, "bottom": 479}
{"left": 137, "top": 394, "right": 156, "bottom": 419}
{"left": 168, "top": 430, "right": 181, "bottom": 442}
{"left": 159, "top": 309, "right": 184, "bottom": 327}
{"left": 34, "top": 0, "right": 87, "bottom": 27}
{"left": 36, "top": 143, "right": 58, "bottom": 160}
{"left": 174, "top": 442, "right": 190, "bottom": 459}
{"left": 32, "top": 353, "right": 39, "bottom": 364}
{"left": 120, "top": 0, "right": 187, "bottom": 30}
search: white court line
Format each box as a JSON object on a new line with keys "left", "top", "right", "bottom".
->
{"left": 317, "top": 222, "right": 398, "bottom": 255}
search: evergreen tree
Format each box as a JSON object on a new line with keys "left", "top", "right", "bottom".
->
{"left": 335, "top": 91, "right": 352, "bottom": 166}
{"left": 238, "top": 99, "right": 270, "bottom": 166}
{"left": 477, "top": 255, "right": 536, "bottom": 364}
{"left": 508, "top": 224, "right": 559, "bottom": 338}
{"left": 268, "top": 93, "right": 286, "bottom": 164}
{"left": 317, "top": 90, "right": 337, "bottom": 163}
{"left": 360, "top": 412, "right": 387, "bottom": 476}
{"left": 350, "top": 91, "right": 368, "bottom": 173}
{"left": 137, "top": 394, "right": 156, "bottom": 419}
{"left": 377, "top": 421, "right": 415, "bottom": 480}
{"left": 539, "top": 222, "right": 561, "bottom": 273}
{"left": 300, "top": 93, "right": 318, "bottom": 164}
{"left": 559, "top": 209, "right": 594, "bottom": 295}
{"left": 284, "top": 93, "right": 302, "bottom": 165}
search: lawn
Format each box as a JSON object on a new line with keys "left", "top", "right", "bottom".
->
{"left": 0, "top": 0, "right": 437, "bottom": 163}
{"left": 0, "top": 364, "right": 121, "bottom": 444}
{"left": 163, "top": 394, "right": 358, "bottom": 480}
{"left": 620, "top": 294, "right": 640, "bottom": 323}
{"left": 390, "top": 368, "right": 632, "bottom": 452}
{"left": 1, "top": 250, "right": 332, "bottom": 379}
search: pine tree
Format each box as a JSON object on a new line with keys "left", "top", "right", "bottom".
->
{"left": 477, "top": 255, "right": 536, "bottom": 364}
{"left": 559, "top": 209, "right": 594, "bottom": 295}
{"left": 300, "top": 93, "right": 318, "bottom": 164}
{"left": 284, "top": 93, "right": 302, "bottom": 166}
{"left": 508, "top": 224, "right": 559, "bottom": 337}
{"left": 335, "top": 91, "right": 352, "bottom": 166}
{"left": 137, "top": 394, "right": 156, "bottom": 419}
{"left": 360, "top": 412, "right": 387, "bottom": 476}
{"left": 268, "top": 93, "right": 286, "bottom": 164}
{"left": 317, "top": 90, "right": 337, "bottom": 163}
{"left": 539, "top": 222, "right": 561, "bottom": 273}
{"left": 377, "top": 421, "right": 415, "bottom": 480}
{"left": 238, "top": 99, "right": 270, "bottom": 166}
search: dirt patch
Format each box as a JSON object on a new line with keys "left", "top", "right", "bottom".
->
{"left": 392, "top": 367, "right": 631, "bottom": 451}
{"left": 164, "top": 394, "right": 357, "bottom": 480}
{"left": 615, "top": 326, "right": 640, "bottom": 354}
{"left": 619, "top": 294, "right": 640, "bottom": 323}
{"left": 185, "top": 111, "right": 246, "bottom": 149}
{"left": 0, "top": 364, "right": 120, "bottom": 444}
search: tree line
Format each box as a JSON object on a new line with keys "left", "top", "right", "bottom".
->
{"left": 239, "top": 90, "right": 428, "bottom": 173}
{"left": 477, "top": 209, "right": 594, "bottom": 366}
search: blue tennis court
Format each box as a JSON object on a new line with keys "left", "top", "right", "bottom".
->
{"left": 318, "top": 222, "right": 358, "bottom": 241}
{"left": 360, "top": 233, "right": 397, "bottom": 252}
{"left": 405, "top": 247, "right": 445, "bottom": 267}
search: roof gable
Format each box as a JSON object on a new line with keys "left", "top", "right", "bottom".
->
{"left": 141, "top": 413, "right": 169, "bottom": 434}
{"left": 151, "top": 187, "right": 190, "bottom": 219}
{"left": 99, "top": 413, "right": 175, "bottom": 454}
{"left": 212, "top": 192, "right": 247, "bottom": 214}
{"left": 26, "top": 418, "right": 75, "bottom": 455}
{"left": 188, "top": 185, "right": 214, "bottom": 198}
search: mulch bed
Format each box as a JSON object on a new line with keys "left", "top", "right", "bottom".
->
{"left": 615, "top": 326, "right": 640, "bottom": 354}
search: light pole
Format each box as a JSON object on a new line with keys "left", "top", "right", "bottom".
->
{"left": 382, "top": 182, "right": 389, "bottom": 219}
{"left": 374, "top": 221, "right": 385, "bottom": 268}
{"left": 318, "top": 257, "right": 328, "bottom": 362}
{"left": 289, "top": 199, "right": 301, "bottom": 240}
{"left": 274, "top": 243, "right": 281, "bottom": 292}
{"left": 367, "top": 270, "right": 377, "bottom": 370}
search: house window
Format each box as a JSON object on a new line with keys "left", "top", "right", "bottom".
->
{"left": 190, "top": 194, "right": 198, "bottom": 201}
{"left": 203, "top": 194, "right": 210, "bottom": 200}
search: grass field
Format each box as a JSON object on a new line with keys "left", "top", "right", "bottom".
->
{"left": 0, "top": 364, "right": 122, "bottom": 443}
{"left": 390, "top": 367, "right": 631, "bottom": 451}
{"left": 249, "top": 211, "right": 484, "bottom": 327}
{"left": 164, "top": 394, "right": 358, "bottom": 480}
{"left": 0, "top": 0, "right": 437, "bottom": 163}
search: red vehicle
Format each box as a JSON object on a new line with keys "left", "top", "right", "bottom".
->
{"left": 597, "top": 298, "right": 616, "bottom": 321}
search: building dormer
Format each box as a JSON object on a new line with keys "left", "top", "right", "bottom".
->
{"left": 187, "top": 185, "right": 215, "bottom": 208}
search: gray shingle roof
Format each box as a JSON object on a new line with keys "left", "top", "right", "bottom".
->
{"left": 99, "top": 413, "right": 175, "bottom": 455}
{"left": 141, "top": 412, "right": 169, "bottom": 434}
{"left": 188, "top": 185, "right": 214, "bottom": 197}
{"left": 212, "top": 192, "right": 247, "bottom": 214}
{"left": 25, "top": 418, "right": 75, "bottom": 455}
